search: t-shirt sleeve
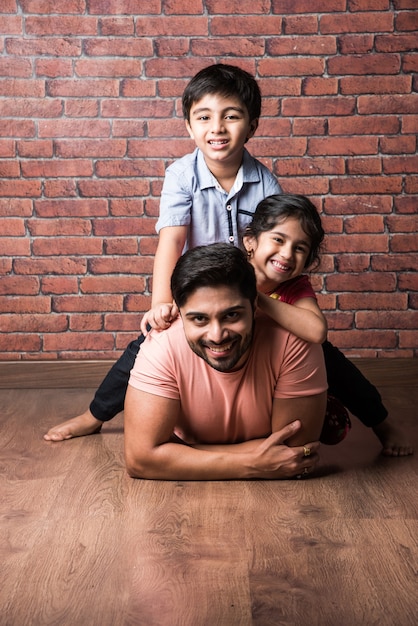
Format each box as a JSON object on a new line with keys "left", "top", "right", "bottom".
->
{"left": 128, "top": 330, "right": 181, "bottom": 400}
{"left": 273, "top": 335, "right": 327, "bottom": 399}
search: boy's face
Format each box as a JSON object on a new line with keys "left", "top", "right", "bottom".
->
{"left": 186, "top": 93, "right": 258, "bottom": 172}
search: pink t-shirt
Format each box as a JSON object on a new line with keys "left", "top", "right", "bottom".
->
{"left": 129, "top": 311, "right": 327, "bottom": 445}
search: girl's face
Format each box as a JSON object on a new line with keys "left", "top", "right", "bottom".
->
{"left": 243, "top": 217, "right": 312, "bottom": 292}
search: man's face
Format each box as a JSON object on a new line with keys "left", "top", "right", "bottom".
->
{"left": 179, "top": 285, "right": 254, "bottom": 373}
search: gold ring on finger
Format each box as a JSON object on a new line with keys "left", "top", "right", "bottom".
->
{"left": 303, "top": 446, "right": 311, "bottom": 457}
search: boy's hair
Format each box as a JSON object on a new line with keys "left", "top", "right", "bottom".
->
{"left": 245, "top": 194, "right": 325, "bottom": 269}
{"left": 171, "top": 243, "right": 257, "bottom": 309}
{"left": 182, "top": 63, "right": 261, "bottom": 122}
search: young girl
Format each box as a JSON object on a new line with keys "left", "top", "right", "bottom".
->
{"left": 243, "top": 194, "right": 412, "bottom": 455}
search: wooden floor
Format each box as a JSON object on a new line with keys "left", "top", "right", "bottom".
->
{"left": 1, "top": 361, "right": 417, "bottom": 626}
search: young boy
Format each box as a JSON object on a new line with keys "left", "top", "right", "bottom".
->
{"left": 44, "top": 63, "right": 282, "bottom": 442}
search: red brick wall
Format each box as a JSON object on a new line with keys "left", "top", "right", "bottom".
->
{"left": 0, "top": 0, "right": 417, "bottom": 360}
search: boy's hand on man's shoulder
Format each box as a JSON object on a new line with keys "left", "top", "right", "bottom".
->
{"left": 140, "top": 303, "right": 179, "bottom": 336}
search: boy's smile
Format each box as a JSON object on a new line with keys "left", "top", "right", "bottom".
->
{"left": 186, "top": 93, "right": 258, "bottom": 175}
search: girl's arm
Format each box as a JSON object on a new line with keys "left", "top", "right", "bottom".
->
{"left": 257, "top": 292, "right": 327, "bottom": 344}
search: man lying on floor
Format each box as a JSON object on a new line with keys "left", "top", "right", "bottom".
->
{"left": 124, "top": 243, "right": 327, "bottom": 481}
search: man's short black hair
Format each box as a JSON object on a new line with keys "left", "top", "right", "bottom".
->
{"left": 182, "top": 63, "right": 261, "bottom": 122}
{"left": 171, "top": 243, "right": 257, "bottom": 309}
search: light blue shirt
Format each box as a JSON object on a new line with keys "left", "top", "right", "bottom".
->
{"left": 156, "top": 148, "right": 282, "bottom": 251}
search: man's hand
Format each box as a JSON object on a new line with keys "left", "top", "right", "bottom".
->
{"left": 140, "top": 302, "right": 179, "bottom": 335}
{"left": 249, "top": 421, "right": 320, "bottom": 479}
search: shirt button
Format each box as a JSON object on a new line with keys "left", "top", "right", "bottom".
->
{"left": 229, "top": 236, "right": 234, "bottom": 243}
{"left": 226, "top": 205, "right": 232, "bottom": 211}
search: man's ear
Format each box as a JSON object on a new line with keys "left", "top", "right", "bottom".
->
{"left": 246, "top": 118, "right": 259, "bottom": 142}
{"left": 185, "top": 120, "right": 194, "bottom": 140}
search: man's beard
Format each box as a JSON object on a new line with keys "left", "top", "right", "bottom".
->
{"left": 186, "top": 329, "right": 253, "bottom": 373}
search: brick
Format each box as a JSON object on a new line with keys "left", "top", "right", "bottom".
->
{"left": 328, "top": 54, "right": 401, "bottom": 76}
{"left": 78, "top": 179, "right": 150, "bottom": 198}
{"left": 104, "top": 313, "right": 142, "bottom": 332}
{"left": 95, "top": 159, "right": 165, "bottom": 178}
{"left": 128, "top": 138, "right": 194, "bottom": 158}
{"left": 0, "top": 198, "right": 32, "bottom": 216}
{"left": 0, "top": 16, "right": 22, "bottom": 35}
{"left": 302, "top": 77, "right": 338, "bottom": 96}
{"left": 21, "top": 159, "right": 93, "bottom": 178}
{"left": 390, "top": 234, "right": 418, "bottom": 253}
{"left": 0, "top": 1, "right": 18, "bottom": 12}
{"left": 383, "top": 155, "right": 418, "bottom": 174}
{"left": 0, "top": 276, "right": 39, "bottom": 295}
{"left": 405, "top": 177, "right": 418, "bottom": 193}
{"left": 47, "top": 79, "right": 119, "bottom": 97}
{"left": 155, "top": 38, "right": 190, "bottom": 57}
{"left": 325, "top": 234, "right": 388, "bottom": 253}
{"left": 84, "top": 38, "right": 152, "bottom": 57}
{"left": 0, "top": 296, "right": 51, "bottom": 314}
{"left": 376, "top": 33, "right": 418, "bottom": 52}
{"left": 41, "top": 277, "right": 78, "bottom": 294}
{"left": 380, "top": 136, "right": 416, "bottom": 154}
{"left": 258, "top": 77, "right": 301, "bottom": 97}
{"left": 348, "top": 0, "right": 391, "bottom": 10}
{"left": 192, "top": 38, "right": 265, "bottom": 57}
{"left": 39, "top": 119, "right": 111, "bottom": 138}
{"left": 399, "top": 273, "right": 418, "bottom": 291}
{"left": 336, "top": 255, "right": 371, "bottom": 272}
{"left": 18, "top": 140, "right": 53, "bottom": 158}
{"left": 399, "top": 331, "right": 418, "bottom": 350}
{"left": 0, "top": 259, "right": 13, "bottom": 274}
{"left": 0, "top": 119, "right": 36, "bottom": 138}
{"left": 6, "top": 36, "right": 81, "bottom": 56}
{"left": 0, "top": 98, "right": 63, "bottom": 118}
{"left": 329, "top": 115, "right": 399, "bottom": 135}
{"left": 89, "top": 256, "right": 154, "bottom": 276}
{"left": 64, "top": 98, "right": 100, "bottom": 118}
{"left": 0, "top": 58, "right": 32, "bottom": 78}
{"left": 93, "top": 217, "right": 153, "bottom": 237}
{"left": 75, "top": 58, "right": 142, "bottom": 77}
{"left": 275, "top": 157, "right": 344, "bottom": 176}
{"left": 320, "top": 12, "right": 393, "bottom": 34}
{"left": 0, "top": 161, "right": 19, "bottom": 177}
{"left": 259, "top": 58, "right": 325, "bottom": 78}
{"left": 269, "top": 36, "right": 337, "bottom": 56}
{"left": 104, "top": 237, "right": 139, "bottom": 255}
{"left": 0, "top": 140, "right": 15, "bottom": 157}
{"left": 283, "top": 15, "right": 319, "bottom": 35}
{"left": 339, "top": 292, "right": 407, "bottom": 310}
{"left": 1, "top": 238, "right": 31, "bottom": 256}
{"left": 0, "top": 180, "right": 41, "bottom": 197}
{"left": 137, "top": 16, "right": 208, "bottom": 36}
{"left": 101, "top": 99, "right": 173, "bottom": 118}
{"left": 293, "top": 119, "right": 327, "bottom": 136}
{"left": 346, "top": 157, "right": 382, "bottom": 175}
{"left": 109, "top": 199, "right": 146, "bottom": 217}
{"left": 206, "top": 0, "right": 271, "bottom": 12}
{"left": 69, "top": 314, "right": 103, "bottom": 332}
{"left": 325, "top": 312, "right": 354, "bottom": 330}
{"left": 88, "top": 0, "right": 161, "bottom": 13}
{"left": 19, "top": 0, "right": 85, "bottom": 12}
{"left": 372, "top": 254, "right": 418, "bottom": 271}
{"left": 35, "top": 59, "right": 74, "bottom": 78}
{"left": 120, "top": 80, "right": 156, "bottom": 98}
{"left": 308, "top": 137, "right": 378, "bottom": 156}
{"left": 0, "top": 217, "right": 25, "bottom": 235}
{"left": 393, "top": 196, "right": 418, "bottom": 214}
{"left": 395, "top": 11, "right": 418, "bottom": 32}
{"left": 112, "top": 121, "right": 146, "bottom": 138}
{"left": 356, "top": 311, "right": 418, "bottom": 330}
{"left": 43, "top": 180, "right": 78, "bottom": 198}
{"left": 80, "top": 276, "right": 145, "bottom": 294}
{"left": 338, "top": 34, "right": 374, "bottom": 55}
{"left": 55, "top": 139, "right": 127, "bottom": 158}
{"left": 326, "top": 330, "right": 397, "bottom": 349}
{"left": 148, "top": 118, "right": 191, "bottom": 138}
{"left": 358, "top": 94, "right": 418, "bottom": 114}
{"left": 330, "top": 176, "right": 402, "bottom": 195}
{"left": 0, "top": 313, "right": 68, "bottom": 333}
{"left": 14, "top": 257, "right": 87, "bottom": 275}
{"left": 0, "top": 79, "right": 45, "bottom": 97}
{"left": 344, "top": 215, "right": 385, "bottom": 233}
{"left": 0, "top": 335, "right": 41, "bottom": 352}
{"left": 43, "top": 332, "right": 115, "bottom": 352}
{"left": 52, "top": 295, "right": 123, "bottom": 313}
{"left": 99, "top": 17, "right": 135, "bottom": 36}
{"left": 276, "top": 178, "right": 329, "bottom": 195}
{"left": 340, "top": 75, "right": 412, "bottom": 95}
{"left": 253, "top": 137, "right": 307, "bottom": 157}
{"left": 26, "top": 16, "right": 98, "bottom": 36}
{"left": 272, "top": 0, "right": 345, "bottom": 11}
{"left": 34, "top": 199, "right": 108, "bottom": 217}
{"left": 403, "top": 53, "right": 418, "bottom": 73}
{"left": 282, "top": 96, "right": 355, "bottom": 117}
{"left": 125, "top": 294, "right": 153, "bottom": 312}
{"left": 32, "top": 237, "right": 102, "bottom": 256}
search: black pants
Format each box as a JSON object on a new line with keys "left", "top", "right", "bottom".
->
{"left": 90, "top": 336, "right": 388, "bottom": 428}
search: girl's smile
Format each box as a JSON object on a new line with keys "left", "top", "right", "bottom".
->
{"left": 244, "top": 217, "right": 311, "bottom": 293}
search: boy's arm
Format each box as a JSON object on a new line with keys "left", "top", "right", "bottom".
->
{"left": 140, "top": 225, "right": 187, "bottom": 335}
{"left": 124, "top": 386, "right": 321, "bottom": 481}
{"left": 257, "top": 292, "right": 328, "bottom": 344}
